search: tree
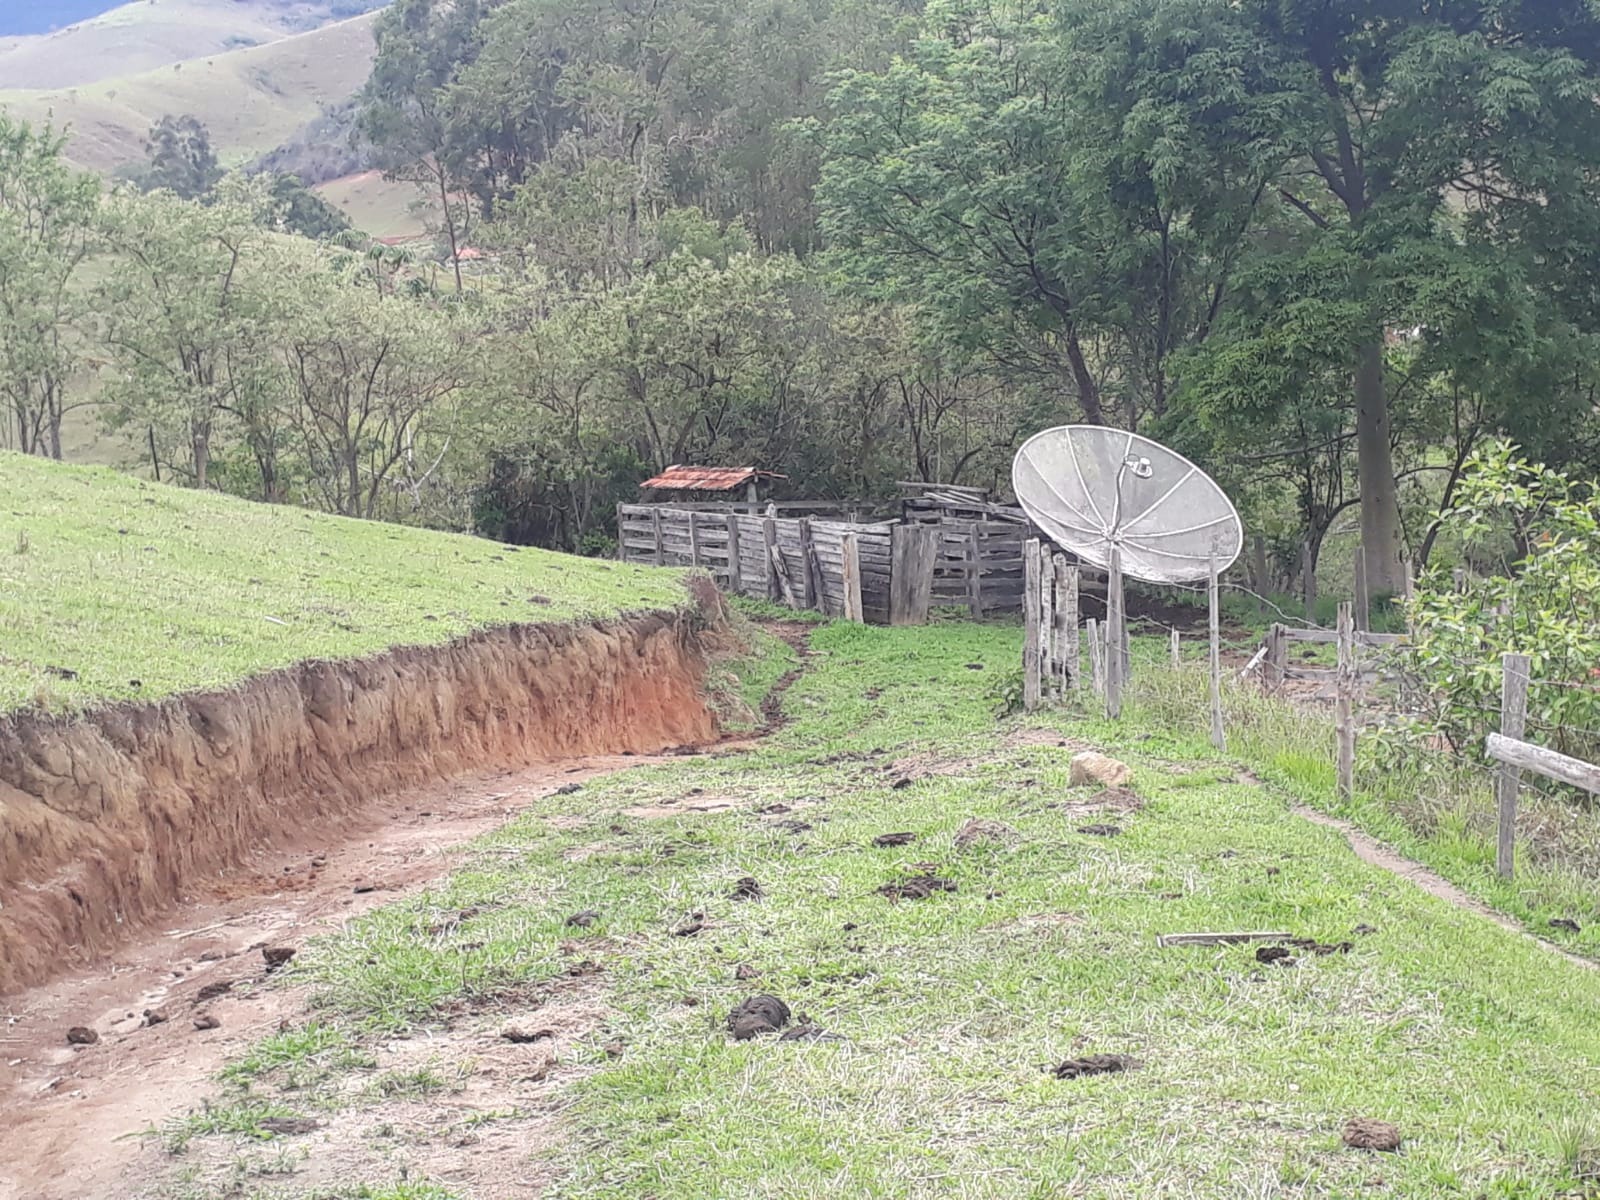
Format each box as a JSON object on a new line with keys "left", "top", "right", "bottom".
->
{"left": 96, "top": 191, "right": 274, "bottom": 488}
{"left": 0, "top": 115, "right": 99, "bottom": 459}
{"left": 1173, "top": 0, "right": 1600, "bottom": 593}
{"left": 358, "top": 0, "right": 487, "bottom": 292}
{"left": 816, "top": 0, "right": 1279, "bottom": 427}
{"left": 139, "top": 115, "right": 223, "bottom": 200}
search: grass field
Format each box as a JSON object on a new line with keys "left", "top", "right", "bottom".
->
{"left": 0, "top": 11, "right": 379, "bottom": 174}
{"left": 0, "top": 1, "right": 375, "bottom": 89}
{"left": 313, "top": 170, "right": 430, "bottom": 239}
{"left": 0, "top": 454, "right": 689, "bottom": 714}
{"left": 160, "top": 615, "right": 1600, "bottom": 1200}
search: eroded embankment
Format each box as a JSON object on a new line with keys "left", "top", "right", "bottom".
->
{"left": 0, "top": 594, "right": 724, "bottom": 994}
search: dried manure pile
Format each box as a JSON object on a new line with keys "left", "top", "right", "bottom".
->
{"left": 0, "top": 454, "right": 730, "bottom": 995}
{"left": 20, "top": 618, "right": 1600, "bottom": 1200}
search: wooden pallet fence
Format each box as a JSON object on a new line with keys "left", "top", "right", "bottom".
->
{"left": 618, "top": 504, "right": 896, "bottom": 622}
{"left": 1021, "top": 540, "right": 1080, "bottom": 710}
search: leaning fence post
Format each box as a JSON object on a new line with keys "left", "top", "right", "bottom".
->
{"left": 1023, "top": 538, "right": 1043, "bottom": 712}
{"left": 1335, "top": 601, "right": 1356, "bottom": 801}
{"left": 1208, "top": 552, "right": 1226, "bottom": 752}
{"left": 1497, "top": 652, "right": 1531, "bottom": 879}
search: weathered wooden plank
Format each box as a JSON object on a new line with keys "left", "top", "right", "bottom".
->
{"left": 1209, "top": 552, "right": 1225, "bottom": 752}
{"left": 1023, "top": 539, "right": 1042, "bottom": 712}
{"left": 889, "top": 524, "right": 940, "bottom": 626}
{"left": 651, "top": 507, "right": 665, "bottom": 566}
{"left": 1486, "top": 732, "right": 1600, "bottom": 795}
{"left": 1059, "top": 561, "right": 1079, "bottom": 693}
{"left": 842, "top": 533, "right": 864, "bottom": 622}
{"left": 1280, "top": 628, "right": 1408, "bottom": 647}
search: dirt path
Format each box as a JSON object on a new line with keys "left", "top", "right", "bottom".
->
{"left": 0, "top": 751, "right": 693, "bottom": 1200}
{"left": 1292, "top": 804, "right": 1596, "bottom": 971}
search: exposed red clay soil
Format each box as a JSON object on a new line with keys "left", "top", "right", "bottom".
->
{"left": 0, "top": 603, "right": 807, "bottom": 1200}
{"left": 0, "top": 597, "right": 725, "bottom": 995}
{"left": 0, "top": 750, "right": 722, "bottom": 1200}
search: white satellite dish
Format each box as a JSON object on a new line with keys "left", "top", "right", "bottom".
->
{"left": 1011, "top": 426, "right": 1242, "bottom": 583}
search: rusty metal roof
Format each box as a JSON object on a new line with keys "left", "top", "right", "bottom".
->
{"left": 639, "top": 465, "right": 788, "bottom": 492}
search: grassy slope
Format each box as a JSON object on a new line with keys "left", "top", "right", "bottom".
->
{"left": 0, "top": 11, "right": 379, "bottom": 173}
{"left": 0, "top": 0, "right": 302, "bottom": 89}
{"left": 313, "top": 170, "right": 430, "bottom": 239}
{"left": 183, "top": 617, "right": 1600, "bottom": 1200}
{"left": 0, "top": 454, "right": 688, "bottom": 714}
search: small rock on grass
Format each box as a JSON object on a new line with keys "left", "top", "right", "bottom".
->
{"left": 953, "top": 818, "right": 1016, "bottom": 849}
{"left": 1342, "top": 1117, "right": 1402, "bottom": 1152}
{"left": 501, "top": 1026, "right": 553, "bottom": 1044}
{"left": 1068, "top": 752, "right": 1132, "bottom": 789}
{"left": 66, "top": 1027, "right": 98, "bottom": 1046}
{"left": 727, "top": 995, "right": 791, "bottom": 1040}
{"left": 1051, "top": 1053, "right": 1140, "bottom": 1079}
{"left": 262, "top": 946, "right": 296, "bottom": 971}
{"left": 258, "top": 1117, "right": 320, "bottom": 1136}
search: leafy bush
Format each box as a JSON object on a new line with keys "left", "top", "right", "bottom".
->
{"left": 1409, "top": 442, "right": 1600, "bottom": 759}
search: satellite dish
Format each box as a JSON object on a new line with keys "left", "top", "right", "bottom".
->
{"left": 1011, "top": 426, "right": 1242, "bottom": 583}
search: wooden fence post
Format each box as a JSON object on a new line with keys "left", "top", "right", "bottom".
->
{"left": 1251, "top": 534, "right": 1269, "bottom": 615}
{"left": 1023, "top": 538, "right": 1043, "bottom": 712}
{"left": 1060, "top": 562, "right": 1080, "bottom": 693}
{"left": 841, "top": 533, "right": 864, "bottom": 623}
{"left": 965, "top": 525, "right": 982, "bottom": 618}
{"left": 1353, "top": 543, "right": 1370, "bottom": 633}
{"left": 615, "top": 502, "right": 625, "bottom": 561}
{"left": 1335, "top": 602, "right": 1356, "bottom": 801}
{"left": 688, "top": 512, "right": 702, "bottom": 567}
{"left": 797, "top": 518, "right": 817, "bottom": 611}
{"left": 1105, "top": 545, "right": 1124, "bottom": 720}
{"left": 1209, "top": 552, "right": 1225, "bottom": 752}
{"left": 1170, "top": 629, "right": 1181, "bottom": 667}
{"left": 1496, "top": 652, "right": 1531, "bottom": 879}
{"left": 763, "top": 518, "right": 780, "bottom": 602}
{"left": 1039, "top": 560, "right": 1055, "bottom": 696}
{"left": 651, "top": 507, "right": 665, "bottom": 566}
{"left": 726, "top": 514, "right": 743, "bottom": 594}
{"left": 1086, "top": 617, "right": 1103, "bottom": 698}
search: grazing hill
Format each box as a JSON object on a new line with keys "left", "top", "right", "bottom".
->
{"left": 0, "top": 1, "right": 385, "bottom": 89}
{"left": 0, "top": 453, "right": 689, "bottom": 714}
{"left": 0, "top": 10, "right": 381, "bottom": 174}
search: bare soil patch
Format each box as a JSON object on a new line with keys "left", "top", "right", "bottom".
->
{"left": 0, "top": 748, "right": 730, "bottom": 1200}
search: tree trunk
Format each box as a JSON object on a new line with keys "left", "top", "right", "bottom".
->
{"left": 1064, "top": 331, "right": 1102, "bottom": 424}
{"left": 192, "top": 422, "right": 210, "bottom": 489}
{"left": 1353, "top": 336, "right": 1403, "bottom": 594}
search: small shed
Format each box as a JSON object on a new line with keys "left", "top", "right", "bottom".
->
{"left": 640, "top": 465, "right": 788, "bottom": 512}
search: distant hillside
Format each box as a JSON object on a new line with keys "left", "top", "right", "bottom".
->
{"left": 0, "top": 11, "right": 382, "bottom": 174}
{"left": 0, "top": 1, "right": 385, "bottom": 89}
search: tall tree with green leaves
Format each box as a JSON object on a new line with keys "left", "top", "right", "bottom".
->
{"left": 139, "top": 115, "right": 223, "bottom": 200}
{"left": 1171, "top": 0, "right": 1600, "bottom": 593}
{"left": 0, "top": 115, "right": 99, "bottom": 459}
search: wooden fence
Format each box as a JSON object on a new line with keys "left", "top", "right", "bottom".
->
{"left": 618, "top": 504, "right": 960, "bottom": 625}
{"left": 620, "top": 502, "right": 1059, "bottom": 624}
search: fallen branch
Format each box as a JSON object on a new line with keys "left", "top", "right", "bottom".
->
{"left": 1156, "top": 931, "right": 1292, "bottom": 948}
